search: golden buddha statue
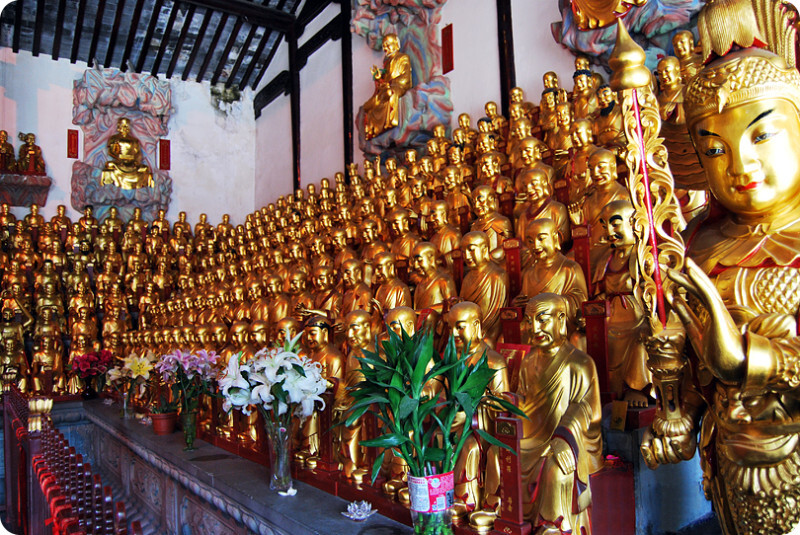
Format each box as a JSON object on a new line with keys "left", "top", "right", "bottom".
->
{"left": 337, "top": 310, "right": 374, "bottom": 478}
{"left": 514, "top": 218, "right": 588, "bottom": 330}
{"left": 0, "top": 130, "right": 16, "bottom": 173}
{"left": 411, "top": 242, "right": 457, "bottom": 311}
{"left": 484, "top": 101, "right": 507, "bottom": 138}
{"left": 539, "top": 89, "right": 559, "bottom": 141}
{"left": 432, "top": 123, "right": 453, "bottom": 156}
{"left": 454, "top": 113, "right": 478, "bottom": 147}
{"left": 477, "top": 294, "right": 602, "bottom": 533}
{"left": 428, "top": 200, "right": 461, "bottom": 263}
{"left": 672, "top": 29, "right": 702, "bottom": 82}
{"left": 571, "top": 69, "right": 599, "bottom": 120}
{"left": 388, "top": 208, "right": 421, "bottom": 261}
{"left": 509, "top": 87, "right": 535, "bottom": 120}
{"left": 101, "top": 118, "right": 153, "bottom": 189}
{"left": 516, "top": 167, "right": 570, "bottom": 247}
{"left": 591, "top": 200, "right": 650, "bottom": 406}
{"left": 17, "top": 132, "right": 45, "bottom": 175}
{"left": 656, "top": 56, "right": 686, "bottom": 124}
{"left": 546, "top": 102, "right": 574, "bottom": 155}
{"left": 372, "top": 252, "right": 412, "bottom": 314}
{"left": 565, "top": 118, "right": 600, "bottom": 207}
{"left": 592, "top": 84, "right": 626, "bottom": 156}
{"left": 459, "top": 232, "right": 509, "bottom": 345}
{"left": 306, "top": 265, "right": 342, "bottom": 319}
{"left": 470, "top": 186, "right": 513, "bottom": 254}
{"left": 340, "top": 258, "right": 372, "bottom": 318}
{"left": 363, "top": 34, "right": 412, "bottom": 140}
{"left": 639, "top": 13, "right": 800, "bottom": 530}
{"left": 575, "top": 148, "right": 630, "bottom": 233}
{"left": 443, "top": 165, "right": 472, "bottom": 227}
{"left": 445, "top": 301, "right": 509, "bottom": 515}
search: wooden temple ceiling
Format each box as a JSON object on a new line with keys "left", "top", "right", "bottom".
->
{"left": 0, "top": 0, "right": 337, "bottom": 90}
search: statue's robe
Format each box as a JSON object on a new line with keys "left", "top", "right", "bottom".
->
{"left": 374, "top": 279, "right": 411, "bottom": 311}
{"left": 460, "top": 263, "right": 509, "bottom": 343}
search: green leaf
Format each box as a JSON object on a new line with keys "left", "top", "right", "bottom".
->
{"left": 344, "top": 404, "right": 372, "bottom": 426}
{"left": 396, "top": 395, "right": 419, "bottom": 421}
{"left": 361, "top": 434, "right": 410, "bottom": 448}
{"left": 371, "top": 450, "right": 386, "bottom": 484}
{"left": 474, "top": 427, "right": 519, "bottom": 456}
{"left": 454, "top": 391, "right": 476, "bottom": 417}
{"left": 461, "top": 366, "right": 496, "bottom": 398}
{"left": 423, "top": 447, "right": 446, "bottom": 462}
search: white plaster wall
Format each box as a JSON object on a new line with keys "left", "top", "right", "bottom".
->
{"left": 512, "top": 0, "right": 577, "bottom": 101}
{"left": 255, "top": 93, "right": 293, "bottom": 208}
{"left": 0, "top": 47, "right": 256, "bottom": 225}
{"left": 439, "top": 0, "right": 502, "bottom": 126}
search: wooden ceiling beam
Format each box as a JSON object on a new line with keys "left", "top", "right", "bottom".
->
{"left": 87, "top": 0, "right": 107, "bottom": 65}
{"left": 166, "top": 4, "right": 196, "bottom": 78}
{"left": 32, "top": 0, "right": 45, "bottom": 57}
{"left": 104, "top": 0, "right": 126, "bottom": 68}
{"left": 179, "top": 0, "right": 293, "bottom": 33}
{"left": 239, "top": 0, "right": 288, "bottom": 90}
{"left": 195, "top": 12, "right": 228, "bottom": 82}
{"left": 150, "top": 0, "right": 179, "bottom": 75}
{"left": 70, "top": 0, "right": 88, "bottom": 63}
{"left": 51, "top": 0, "right": 68, "bottom": 60}
{"left": 181, "top": 7, "right": 211, "bottom": 80}
{"left": 135, "top": 0, "right": 163, "bottom": 72}
{"left": 210, "top": 16, "right": 243, "bottom": 85}
{"left": 225, "top": 24, "right": 257, "bottom": 88}
{"left": 12, "top": 0, "right": 23, "bottom": 53}
{"left": 120, "top": 0, "right": 146, "bottom": 71}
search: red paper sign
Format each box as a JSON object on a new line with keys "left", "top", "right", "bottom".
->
{"left": 442, "top": 24, "right": 453, "bottom": 74}
{"left": 408, "top": 472, "right": 454, "bottom": 513}
{"left": 67, "top": 129, "right": 79, "bottom": 159}
{"left": 159, "top": 139, "right": 170, "bottom": 170}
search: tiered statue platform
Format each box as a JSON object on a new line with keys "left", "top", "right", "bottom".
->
{"left": 37, "top": 400, "right": 412, "bottom": 535}
{"left": 0, "top": 172, "right": 52, "bottom": 206}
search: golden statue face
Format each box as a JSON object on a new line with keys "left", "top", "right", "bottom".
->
{"left": 510, "top": 87, "right": 524, "bottom": 103}
{"left": 387, "top": 311, "right": 415, "bottom": 337}
{"left": 692, "top": 98, "right": 800, "bottom": 222}
{"left": 543, "top": 71, "right": 558, "bottom": 88}
{"left": 485, "top": 102, "right": 497, "bottom": 117}
{"left": 575, "top": 56, "right": 590, "bottom": 71}
{"left": 556, "top": 104, "right": 571, "bottom": 126}
{"left": 389, "top": 212, "right": 409, "bottom": 235}
{"left": 477, "top": 133, "right": 495, "bottom": 153}
{"left": 383, "top": 34, "right": 400, "bottom": 56}
{"left": 524, "top": 297, "right": 567, "bottom": 351}
{"left": 361, "top": 221, "right": 378, "bottom": 242}
{"left": 303, "top": 325, "right": 326, "bottom": 351}
{"left": 288, "top": 273, "right": 306, "bottom": 294}
{"left": 429, "top": 203, "right": 448, "bottom": 228}
{"left": 520, "top": 141, "right": 540, "bottom": 166}
{"left": 118, "top": 118, "right": 131, "bottom": 135}
{"left": 373, "top": 254, "right": 394, "bottom": 284}
{"left": 449, "top": 306, "right": 481, "bottom": 352}
{"left": 447, "top": 146, "right": 462, "bottom": 164}
{"left": 525, "top": 171, "right": 549, "bottom": 204}
{"left": 599, "top": 202, "right": 635, "bottom": 248}
{"left": 412, "top": 245, "right": 436, "bottom": 277}
{"left": 480, "top": 155, "right": 500, "bottom": 178}
{"left": 589, "top": 150, "right": 617, "bottom": 186}
{"left": 525, "top": 220, "right": 558, "bottom": 260}
{"left": 597, "top": 86, "right": 614, "bottom": 108}
{"left": 574, "top": 73, "right": 590, "bottom": 92}
{"left": 672, "top": 32, "right": 693, "bottom": 59}
{"left": 509, "top": 103, "right": 524, "bottom": 121}
{"left": 342, "top": 260, "right": 362, "bottom": 287}
{"left": 473, "top": 187, "right": 495, "bottom": 217}
{"left": 571, "top": 120, "right": 593, "bottom": 149}
{"left": 346, "top": 313, "right": 371, "bottom": 348}
{"left": 462, "top": 234, "right": 489, "bottom": 268}
{"left": 657, "top": 58, "right": 681, "bottom": 87}
{"left": 458, "top": 113, "right": 471, "bottom": 129}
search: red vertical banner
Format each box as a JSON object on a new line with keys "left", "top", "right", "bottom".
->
{"left": 441, "top": 24, "right": 453, "bottom": 74}
{"left": 159, "top": 139, "right": 170, "bottom": 170}
{"left": 67, "top": 129, "right": 79, "bottom": 159}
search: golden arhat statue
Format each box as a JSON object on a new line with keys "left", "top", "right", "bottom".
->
{"left": 101, "top": 117, "right": 154, "bottom": 189}
{"left": 362, "top": 34, "right": 413, "bottom": 140}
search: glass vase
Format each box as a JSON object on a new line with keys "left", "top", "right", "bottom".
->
{"left": 121, "top": 392, "right": 133, "bottom": 419}
{"left": 182, "top": 409, "right": 198, "bottom": 451}
{"left": 408, "top": 471, "right": 455, "bottom": 535}
{"left": 265, "top": 421, "right": 293, "bottom": 493}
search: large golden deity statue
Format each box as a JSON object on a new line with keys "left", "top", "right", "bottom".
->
{"left": 640, "top": 1, "right": 800, "bottom": 533}
{"left": 101, "top": 118, "right": 154, "bottom": 189}
{"left": 362, "top": 34, "right": 413, "bottom": 140}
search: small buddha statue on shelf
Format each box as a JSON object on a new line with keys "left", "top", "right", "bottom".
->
{"left": 509, "top": 87, "right": 535, "bottom": 120}
{"left": 0, "top": 130, "right": 16, "bottom": 173}
{"left": 101, "top": 118, "right": 153, "bottom": 189}
{"left": 470, "top": 186, "right": 512, "bottom": 254}
{"left": 411, "top": 242, "right": 457, "bottom": 311}
{"left": 459, "top": 232, "right": 509, "bottom": 344}
{"left": 656, "top": 56, "right": 686, "bottom": 124}
{"left": 363, "top": 34, "right": 413, "bottom": 140}
{"left": 592, "top": 84, "right": 626, "bottom": 156}
{"left": 372, "top": 251, "right": 412, "bottom": 314}
{"left": 484, "top": 101, "right": 507, "bottom": 138}
{"left": 571, "top": 69, "right": 598, "bottom": 120}
{"left": 17, "top": 132, "right": 45, "bottom": 175}
{"left": 671, "top": 29, "right": 702, "bottom": 82}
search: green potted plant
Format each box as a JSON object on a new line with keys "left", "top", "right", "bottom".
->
{"left": 344, "top": 328, "right": 523, "bottom": 535}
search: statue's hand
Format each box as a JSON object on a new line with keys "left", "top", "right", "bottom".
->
{"left": 667, "top": 258, "right": 745, "bottom": 383}
{"left": 511, "top": 294, "right": 528, "bottom": 308}
{"left": 640, "top": 427, "right": 696, "bottom": 469}
{"left": 551, "top": 438, "right": 576, "bottom": 475}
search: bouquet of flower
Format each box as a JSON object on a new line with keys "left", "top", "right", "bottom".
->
{"left": 155, "top": 349, "right": 220, "bottom": 414}
{"left": 218, "top": 335, "right": 326, "bottom": 426}
{"left": 218, "top": 334, "right": 327, "bottom": 493}
{"left": 70, "top": 349, "right": 114, "bottom": 391}
{"left": 107, "top": 351, "right": 157, "bottom": 416}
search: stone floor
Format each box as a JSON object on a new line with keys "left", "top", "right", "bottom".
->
{"left": 671, "top": 513, "right": 723, "bottom": 535}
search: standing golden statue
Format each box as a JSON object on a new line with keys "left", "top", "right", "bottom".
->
{"left": 101, "top": 118, "right": 154, "bottom": 189}
{"left": 640, "top": 0, "right": 800, "bottom": 530}
{"left": 362, "top": 34, "right": 413, "bottom": 140}
{"left": 0, "top": 130, "right": 16, "bottom": 173}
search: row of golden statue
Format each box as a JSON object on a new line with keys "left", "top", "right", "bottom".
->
{"left": 4, "top": 0, "right": 800, "bottom": 531}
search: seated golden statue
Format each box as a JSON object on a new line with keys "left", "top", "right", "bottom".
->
{"left": 362, "top": 34, "right": 412, "bottom": 140}
{"left": 477, "top": 294, "right": 602, "bottom": 533}
{"left": 101, "top": 118, "right": 154, "bottom": 189}
{"left": 459, "top": 231, "right": 509, "bottom": 344}
{"left": 17, "top": 132, "right": 45, "bottom": 175}
{"left": 0, "top": 130, "right": 16, "bottom": 173}
{"left": 656, "top": 57, "right": 686, "bottom": 124}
